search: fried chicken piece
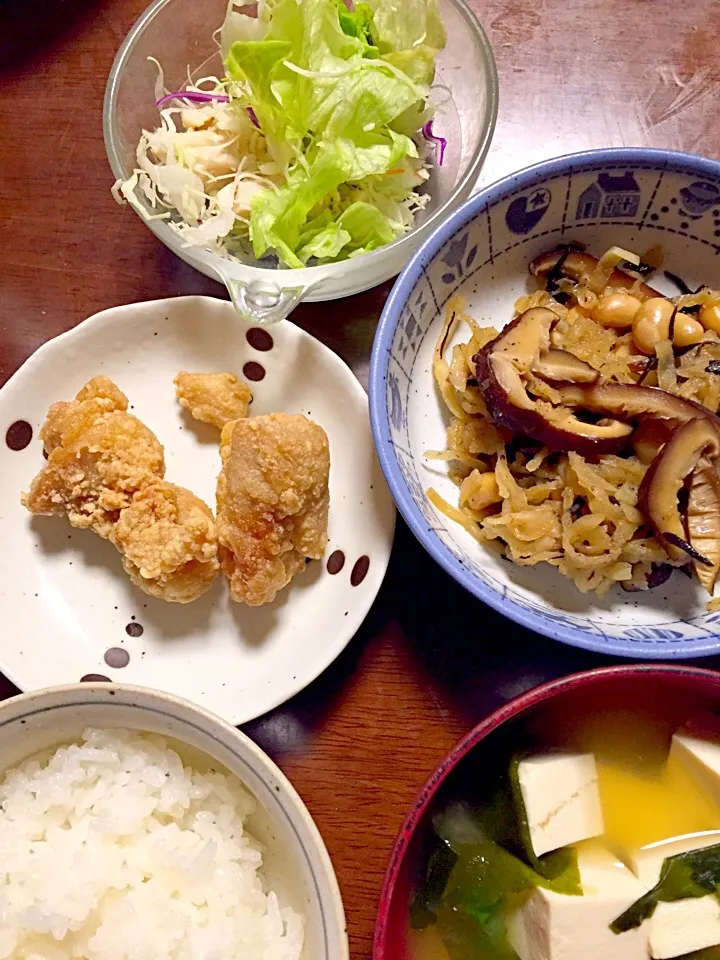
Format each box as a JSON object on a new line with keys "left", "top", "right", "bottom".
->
{"left": 23, "top": 378, "right": 165, "bottom": 538}
{"left": 174, "top": 372, "right": 252, "bottom": 429}
{"left": 75, "top": 376, "right": 130, "bottom": 407}
{"left": 22, "top": 377, "right": 219, "bottom": 603}
{"left": 217, "top": 413, "right": 330, "bottom": 606}
{"left": 41, "top": 376, "right": 130, "bottom": 454}
{"left": 113, "top": 480, "right": 219, "bottom": 603}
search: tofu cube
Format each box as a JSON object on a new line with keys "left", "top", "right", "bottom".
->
{"left": 629, "top": 831, "right": 720, "bottom": 888}
{"left": 517, "top": 752, "right": 604, "bottom": 857}
{"left": 629, "top": 832, "right": 720, "bottom": 959}
{"left": 507, "top": 844, "right": 649, "bottom": 960}
{"left": 650, "top": 896, "right": 720, "bottom": 959}
{"left": 670, "top": 711, "right": 720, "bottom": 806}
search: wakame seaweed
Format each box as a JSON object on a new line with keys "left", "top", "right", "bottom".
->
{"left": 435, "top": 841, "right": 539, "bottom": 960}
{"left": 410, "top": 759, "right": 582, "bottom": 960}
{"left": 410, "top": 838, "right": 458, "bottom": 928}
{"left": 507, "top": 754, "right": 582, "bottom": 890}
{"left": 610, "top": 843, "right": 720, "bottom": 934}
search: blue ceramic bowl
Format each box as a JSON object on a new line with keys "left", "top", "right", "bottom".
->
{"left": 370, "top": 148, "right": 720, "bottom": 659}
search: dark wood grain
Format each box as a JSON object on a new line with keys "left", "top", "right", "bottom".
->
{"left": 2, "top": 1, "right": 720, "bottom": 956}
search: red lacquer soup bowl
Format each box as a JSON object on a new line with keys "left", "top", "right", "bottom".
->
{"left": 374, "top": 665, "right": 720, "bottom": 959}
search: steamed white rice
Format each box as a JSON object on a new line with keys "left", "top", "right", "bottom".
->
{"left": 0, "top": 728, "right": 304, "bottom": 960}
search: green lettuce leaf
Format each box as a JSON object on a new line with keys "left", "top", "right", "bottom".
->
{"left": 305, "top": 65, "right": 422, "bottom": 142}
{"left": 219, "top": 0, "right": 271, "bottom": 59}
{"left": 344, "top": 130, "right": 417, "bottom": 179}
{"left": 249, "top": 132, "right": 412, "bottom": 265}
{"left": 336, "top": 200, "right": 396, "bottom": 251}
{"left": 366, "top": 0, "right": 446, "bottom": 87}
{"left": 224, "top": 39, "right": 293, "bottom": 140}
{"left": 224, "top": 0, "right": 444, "bottom": 267}
{"left": 250, "top": 147, "right": 351, "bottom": 266}
{"left": 332, "top": 0, "right": 377, "bottom": 51}
{"left": 366, "top": 0, "right": 446, "bottom": 55}
{"left": 226, "top": 0, "right": 423, "bottom": 150}
{"left": 297, "top": 215, "right": 351, "bottom": 261}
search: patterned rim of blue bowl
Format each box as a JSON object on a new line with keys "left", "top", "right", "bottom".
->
{"left": 369, "top": 147, "right": 720, "bottom": 660}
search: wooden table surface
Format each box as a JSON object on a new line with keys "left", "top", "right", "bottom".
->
{"left": 2, "top": 0, "right": 720, "bottom": 955}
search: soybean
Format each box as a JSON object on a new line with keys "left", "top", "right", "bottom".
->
{"left": 631, "top": 297, "right": 704, "bottom": 354}
{"left": 591, "top": 293, "right": 642, "bottom": 329}
{"left": 700, "top": 299, "right": 720, "bottom": 335}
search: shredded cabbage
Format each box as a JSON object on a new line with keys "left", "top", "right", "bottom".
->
{"left": 115, "top": 0, "right": 446, "bottom": 268}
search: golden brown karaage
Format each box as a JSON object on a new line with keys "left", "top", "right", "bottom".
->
{"left": 24, "top": 376, "right": 165, "bottom": 539}
{"left": 114, "top": 480, "right": 218, "bottom": 603}
{"left": 216, "top": 413, "right": 330, "bottom": 606}
{"left": 174, "top": 372, "right": 252, "bottom": 429}
{"left": 23, "top": 376, "right": 218, "bottom": 603}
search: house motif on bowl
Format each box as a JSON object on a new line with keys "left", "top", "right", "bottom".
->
{"left": 576, "top": 172, "right": 641, "bottom": 219}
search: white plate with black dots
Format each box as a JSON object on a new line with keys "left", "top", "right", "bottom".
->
{"left": 0, "top": 297, "right": 395, "bottom": 724}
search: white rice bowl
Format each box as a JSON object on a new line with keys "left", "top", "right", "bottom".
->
{"left": 0, "top": 728, "right": 303, "bottom": 960}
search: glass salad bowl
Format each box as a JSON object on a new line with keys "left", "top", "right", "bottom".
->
{"left": 103, "top": 0, "right": 498, "bottom": 324}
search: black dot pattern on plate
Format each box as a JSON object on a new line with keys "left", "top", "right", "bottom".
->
{"left": 125, "top": 622, "right": 144, "bottom": 638}
{"left": 243, "top": 361, "right": 266, "bottom": 382}
{"left": 350, "top": 555, "right": 370, "bottom": 586}
{"left": 104, "top": 647, "right": 130, "bottom": 668}
{"left": 5, "top": 420, "right": 32, "bottom": 451}
{"left": 80, "top": 674, "right": 112, "bottom": 682}
{"left": 327, "top": 550, "right": 345, "bottom": 575}
{"left": 246, "top": 328, "right": 274, "bottom": 352}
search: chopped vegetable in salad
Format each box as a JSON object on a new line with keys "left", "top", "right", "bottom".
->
{"left": 114, "top": 0, "right": 447, "bottom": 269}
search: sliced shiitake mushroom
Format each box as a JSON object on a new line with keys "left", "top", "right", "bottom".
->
{"left": 533, "top": 349, "right": 599, "bottom": 384}
{"left": 687, "top": 455, "right": 720, "bottom": 593}
{"left": 475, "top": 307, "right": 554, "bottom": 417}
{"left": 556, "top": 382, "right": 720, "bottom": 433}
{"left": 638, "top": 418, "right": 720, "bottom": 591}
{"left": 474, "top": 308, "right": 631, "bottom": 455}
{"left": 530, "top": 248, "right": 661, "bottom": 301}
{"left": 632, "top": 419, "right": 673, "bottom": 465}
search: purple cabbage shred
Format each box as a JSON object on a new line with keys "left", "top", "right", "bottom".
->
{"left": 155, "top": 91, "right": 260, "bottom": 130}
{"left": 156, "top": 90, "right": 230, "bottom": 108}
{"left": 422, "top": 120, "right": 447, "bottom": 167}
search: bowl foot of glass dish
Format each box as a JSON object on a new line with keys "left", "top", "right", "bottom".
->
{"left": 220, "top": 271, "right": 311, "bottom": 326}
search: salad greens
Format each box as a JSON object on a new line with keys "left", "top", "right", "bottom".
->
{"left": 116, "top": 0, "right": 447, "bottom": 268}
{"left": 610, "top": 843, "right": 720, "bottom": 934}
